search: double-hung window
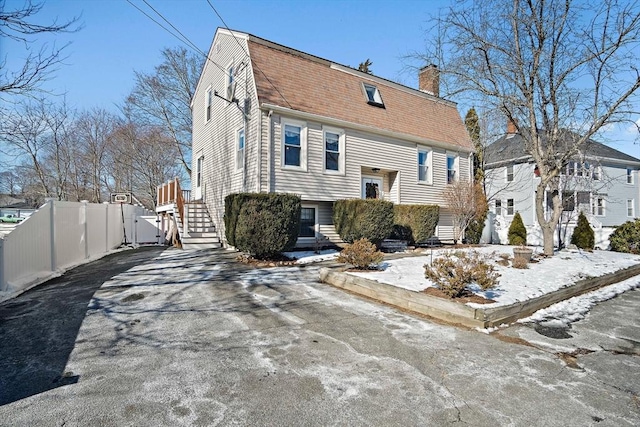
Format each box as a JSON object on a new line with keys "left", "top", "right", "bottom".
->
{"left": 592, "top": 197, "right": 605, "bottom": 216}
{"left": 236, "top": 128, "right": 245, "bottom": 170}
{"left": 447, "top": 153, "right": 458, "bottom": 184}
{"left": 282, "top": 119, "right": 306, "bottom": 170}
{"left": 418, "top": 148, "right": 431, "bottom": 183}
{"left": 495, "top": 200, "right": 502, "bottom": 215}
{"left": 323, "top": 127, "right": 344, "bottom": 173}
{"left": 506, "top": 164, "right": 514, "bottom": 182}
{"left": 628, "top": 199, "right": 635, "bottom": 217}
{"left": 627, "top": 168, "right": 634, "bottom": 184}
{"left": 205, "top": 87, "right": 213, "bottom": 122}
{"left": 507, "top": 199, "right": 514, "bottom": 215}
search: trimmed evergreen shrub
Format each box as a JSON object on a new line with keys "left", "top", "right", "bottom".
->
{"left": 337, "top": 238, "right": 384, "bottom": 269}
{"left": 570, "top": 212, "right": 595, "bottom": 250}
{"left": 227, "top": 193, "right": 301, "bottom": 258}
{"left": 465, "top": 208, "right": 488, "bottom": 244}
{"left": 224, "top": 193, "right": 254, "bottom": 247}
{"left": 392, "top": 204, "right": 439, "bottom": 245}
{"left": 609, "top": 219, "right": 640, "bottom": 254}
{"left": 333, "top": 199, "right": 394, "bottom": 246}
{"left": 507, "top": 212, "right": 527, "bottom": 245}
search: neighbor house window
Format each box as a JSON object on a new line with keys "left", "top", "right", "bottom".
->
{"left": 506, "top": 164, "right": 514, "bottom": 182}
{"left": 281, "top": 119, "right": 306, "bottom": 169}
{"left": 418, "top": 148, "right": 432, "bottom": 183}
{"left": 236, "top": 128, "right": 245, "bottom": 170}
{"left": 323, "top": 127, "right": 344, "bottom": 173}
{"left": 592, "top": 197, "right": 605, "bottom": 216}
{"left": 592, "top": 166, "right": 601, "bottom": 181}
{"left": 627, "top": 168, "right": 633, "bottom": 184}
{"left": 205, "top": 87, "right": 213, "bottom": 122}
{"left": 447, "top": 154, "right": 458, "bottom": 184}
{"left": 495, "top": 200, "right": 502, "bottom": 216}
{"left": 628, "top": 199, "right": 635, "bottom": 217}
{"left": 507, "top": 199, "right": 514, "bottom": 215}
{"left": 362, "top": 83, "right": 384, "bottom": 107}
{"left": 562, "top": 191, "right": 575, "bottom": 212}
{"left": 226, "top": 62, "right": 235, "bottom": 100}
{"left": 299, "top": 207, "right": 317, "bottom": 238}
{"left": 568, "top": 161, "right": 576, "bottom": 176}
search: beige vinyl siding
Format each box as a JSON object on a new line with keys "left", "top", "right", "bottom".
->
{"left": 191, "top": 32, "right": 260, "bottom": 244}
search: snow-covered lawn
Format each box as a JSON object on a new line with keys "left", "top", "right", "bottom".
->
{"left": 283, "top": 249, "right": 339, "bottom": 264}
{"left": 349, "top": 246, "right": 640, "bottom": 308}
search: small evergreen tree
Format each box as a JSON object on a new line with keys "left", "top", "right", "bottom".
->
{"left": 570, "top": 212, "right": 595, "bottom": 250}
{"left": 358, "top": 59, "right": 373, "bottom": 74}
{"left": 508, "top": 212, "right": 527, "bottom": 245}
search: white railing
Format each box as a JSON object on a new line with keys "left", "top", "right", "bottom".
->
{"left": 0, "top": 200, "right": 157, "bottom": 295}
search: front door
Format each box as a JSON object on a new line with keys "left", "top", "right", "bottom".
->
{"left": 194, "top": 155, "right": 204, "bottom": 200}
{"left": 361, "top": 176, "right": 383, "bottom": 199}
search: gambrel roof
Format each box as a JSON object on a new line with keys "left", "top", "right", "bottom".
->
{"left": 485, "top": 130, "right": 640, "bottom": 167}
{"left": 243, "top": 33, "right": 473, "bottom": 152}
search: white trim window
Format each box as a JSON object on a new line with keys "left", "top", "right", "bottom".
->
{"left": 299, "top": 205, "right": 318, "bottom": 239}
{"left": 417, "top": 147, "right": 432, "bottom": 184}
{"left": 226, "top": 61, "right": 235, "bottom": 100}
{"left": 627, "top": 167, "right": 634, "bottom": 184}
{"left": 506, "top": 164, "right": 514, "bottom": 182}
{"left": 205, "top": 87, "right": 213, "bottom": 122}
{"left": 628, "top": 199, "right": 635, "bottom": 217}
{"left": 236, "top": 128, "right": 245, "bottom": 171}
{"left": 507, "top": 199, "right": 514, "bottom": 215}
{"left": 323, "top": 127, "right": 345, "bottom": 174}
{"left": 592, "top": 165, "right": 601, "bottom": 181}
{"left": 281, "top": 119, "right": 307, "bottom": 170}
{"left": 196, "top": 155, "right": 204, "bottom": 188}
{"left": 592, "top": 196, "right": 605, "bottom": 216}
{"left": 494, "top": 199, "right": 502, "bottom": 216}
{"left": 362, "top": 83, "right": 384, "bottom": 107}
{"left": 447, "top": 153, "right": 458, "bottom": 184}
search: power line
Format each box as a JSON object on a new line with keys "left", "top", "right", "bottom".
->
{"left": 125, "top": 0, "right": 227, "bottom": 74}
{"left": 205, "top": 0, "right": 294, "bottom": 109}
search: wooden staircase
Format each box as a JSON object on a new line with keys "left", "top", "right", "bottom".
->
{"left": 176, "top": 202, "right": 222, "bottom": 250}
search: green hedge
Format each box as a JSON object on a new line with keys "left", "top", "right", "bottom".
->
{"left": 392, "top": 204, "right": 439, "bottom": 244}
{"left": 333, "top": 199, "right": 394, "bottom": 246}
{"left": 609, "top": 219, "right": 640, "bottom": 254}
{"left": 224, "top": 193, "right": 301, "bottom": 258}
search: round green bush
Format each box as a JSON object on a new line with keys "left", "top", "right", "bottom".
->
{"left": 609, "top": 219, "right": 640, "bottom": 254}
{"left": 508, "top": 212, "right": 527, "bottom": 246}
{"left": 570, "top": 212, "right": 595, "bottom": 250}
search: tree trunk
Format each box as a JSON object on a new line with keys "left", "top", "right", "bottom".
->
{"left": 541, "top": 223, "right": 555, "bottom": 256}
{"left": 535, "top": 180, "right": 563, "bottom": 256}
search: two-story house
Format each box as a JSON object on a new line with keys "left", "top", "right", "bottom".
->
{"left": 178, "top": 28, "right": 473, "bottom": 248}
{"left": 484, "top": 123, "right": 640, "bottom": 247}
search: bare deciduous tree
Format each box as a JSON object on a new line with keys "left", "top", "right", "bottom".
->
{"left": 124, "top": 47, "right": 203, "bottom": 176}
{"left": 415, "top": 0, "right": 640, "bottom": 255}
{"left": 0, "top": 0, "right": 81, "bottom": 97}
{"left": 442, "top": 181, "right": 488, "bottom": 244}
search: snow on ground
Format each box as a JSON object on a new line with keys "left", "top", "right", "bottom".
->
{"left": 350, "top": 246, "right": 640, "bottom": 308}
{"left": 283, "top": 249, "right": 339, "bottom": 264}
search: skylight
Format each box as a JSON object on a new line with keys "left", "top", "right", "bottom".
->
{"left": 363, "top": 83, "right": 384, "bottom": 108}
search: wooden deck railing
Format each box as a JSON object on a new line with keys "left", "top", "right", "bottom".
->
{"left": 156, "top": 178, "right": 191, "bottom": 220}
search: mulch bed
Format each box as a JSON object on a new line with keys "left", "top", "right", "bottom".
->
{"left": 236, "top": 253, "right": 298, "bottom": 268}
{"left": 423, "top": 287, "right": 496, "bottom": 305}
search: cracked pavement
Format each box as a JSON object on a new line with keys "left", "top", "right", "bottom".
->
{"left": 0, "top": 247, "right": 639, "bottom": 426}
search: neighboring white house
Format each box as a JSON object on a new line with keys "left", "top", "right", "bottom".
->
{"left": 187, "top": 28, "right": 474, "bottom": 247}
{"left": 484, "top": 126, "right": 640, "bottom": 247}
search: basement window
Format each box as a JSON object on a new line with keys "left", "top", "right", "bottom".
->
{"left": 363, "top": 83, "right": 384, "bottom": 108}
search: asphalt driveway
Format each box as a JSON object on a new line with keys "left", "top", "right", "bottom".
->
{"left": 0, "top": 247, "right": 638, "bottom": 426}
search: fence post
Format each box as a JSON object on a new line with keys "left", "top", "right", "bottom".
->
{"left": 0, "top": 238, "right": 5, "bottom": 292}
{"left": 83, "top": 201, "right": 89, "bottom": 259}
{"left": 49, "top": 201, "right": 56, "bottom": 273}
{"left": 105, "top": 203, "right": 109, "bottom": 252}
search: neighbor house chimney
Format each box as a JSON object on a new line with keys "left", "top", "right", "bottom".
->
{"left": 506, "top": 117, "right": 517, "bottom": 134}
{"left": 419, "top": 64, "right": 439, "bottom": 97}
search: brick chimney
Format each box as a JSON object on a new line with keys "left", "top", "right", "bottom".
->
{"left": 419, "top": 64, "right": 439, "bottom": 97}
{"left": 506, "top": 117, "right": 518, "bottom": 134}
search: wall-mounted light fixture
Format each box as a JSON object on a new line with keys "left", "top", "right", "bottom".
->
{"left": 371, "top": 168, "right": 380, "bottom": 173}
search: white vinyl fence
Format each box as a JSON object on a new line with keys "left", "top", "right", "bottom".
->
{"left": 0, "top": 201, "right": 159, "bottom": 295}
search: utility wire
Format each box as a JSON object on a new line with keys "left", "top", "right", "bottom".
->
{"left": 205, "top": 0, "right": 294, "bottom": 109}
{"left": 126, "top": 0, "right": 227, "bottom": 74}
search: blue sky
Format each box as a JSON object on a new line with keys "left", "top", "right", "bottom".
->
{"left": 4, "top": 0, "right": 639, "bottom": 156}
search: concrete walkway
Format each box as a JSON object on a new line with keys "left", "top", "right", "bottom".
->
{"left": 0, "top": 247, "right": 638, "bottom": 426}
